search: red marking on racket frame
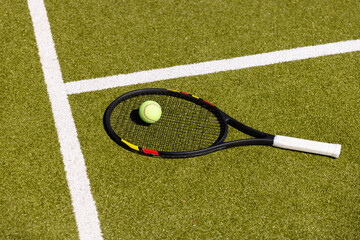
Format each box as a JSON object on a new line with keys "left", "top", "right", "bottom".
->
{"left": 104, "top": 88, "right": 342, "bottom": 159}
{"left": 203, "top": 100, "right": 214, "bottom": 106}
{"left": 142, "top": 148, "right": 159, "bottom": 155}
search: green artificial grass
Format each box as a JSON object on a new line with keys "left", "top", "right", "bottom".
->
{"left": 1, "top": 1, "right": 78, "bottom": 239}
{"left": 69, "top": 52, "right": 359, "bottom": 239}
{"left": 2, "top": 0, "right": 359, "bottom": 239}
{"left": 45, "top": 0, "right": 360, "bottom": 82}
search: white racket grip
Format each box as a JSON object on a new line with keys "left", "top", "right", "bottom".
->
{"left": 273, "top": 135, "right": 341, "bottom": 158}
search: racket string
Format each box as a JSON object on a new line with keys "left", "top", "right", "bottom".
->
{"left": 110, "top": 93, "right": 223, "bottom": 152}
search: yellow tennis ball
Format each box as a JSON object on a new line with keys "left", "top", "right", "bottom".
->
{"left": 139, "top": 100, "right": 162, "bottom": 124}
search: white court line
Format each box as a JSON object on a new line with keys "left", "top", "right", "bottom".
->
{"left": 27, "top": 0, "right": 103, "bottom": 239}
{"left": 27, "top": 0, "right": 360, "bottom": 237}
{"left": 65, "top": 39, "right": 360, "bottom": 95}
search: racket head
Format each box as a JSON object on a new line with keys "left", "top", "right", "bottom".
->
{"left": 103, "top": 88, "right": 228, "bottom": 158}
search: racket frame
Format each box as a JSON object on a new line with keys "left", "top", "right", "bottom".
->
{"left": 103, "top": 88, "right": 275, "bottom": 158}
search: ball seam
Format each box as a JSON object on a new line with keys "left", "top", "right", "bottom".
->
{"left": 143, "top": 103, "right": 160, "bottom": 122}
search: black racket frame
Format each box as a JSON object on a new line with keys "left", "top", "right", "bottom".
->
{"left": 104, "top": 88, "right": 275, "bottom": 158}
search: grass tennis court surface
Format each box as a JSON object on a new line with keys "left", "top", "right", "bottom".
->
{"left": 2, "top": 0, "right": 359, "bottom": 239}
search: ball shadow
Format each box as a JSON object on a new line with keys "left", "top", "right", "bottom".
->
{"left": 130, "top": 109, "right": 151, "bottom": 126}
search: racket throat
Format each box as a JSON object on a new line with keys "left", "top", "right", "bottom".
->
{"left": 222, "top": 135, "right": 274, "bottom": 149}
{"left": 226, "top": 117, "right": 271, "bottom": 138}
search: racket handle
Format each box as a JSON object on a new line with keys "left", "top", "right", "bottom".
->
{"left": 273, "top": 135, "right": 341, "bottom": 158}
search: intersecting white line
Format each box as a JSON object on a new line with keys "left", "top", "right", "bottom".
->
{"left": 65, "top": 39, "right": 360, "bottom": 95}
{"left": 27, "top": 0, "right": 360, "bottom": 237}
{"left": 27, "top": 0, "right": 103, "bottom": 239}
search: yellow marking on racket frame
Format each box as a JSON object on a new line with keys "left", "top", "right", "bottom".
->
{"left": 167, "top": 89, "right": 180, "bottom": 93}
{"left": 121, "top": 139, "right": 139, "bottom": 151}
{"left": 168, "top": 89, "right": 199, "bottom": 99}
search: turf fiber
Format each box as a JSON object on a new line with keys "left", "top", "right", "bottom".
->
{"left": 1, "top": 1, "right": 78, "bottom": 239}
{"left": 2, "top": 0, "right": 359, "bottom": 239}
{"left": 45, "top": 0, "right": 360, "bottom": 82}
{"left": 69, "top": 52, "right": 359, "bottom": 239}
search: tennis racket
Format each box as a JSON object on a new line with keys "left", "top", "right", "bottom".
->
{"left": 103, "top": 88, "right": 341, "bottom": 158}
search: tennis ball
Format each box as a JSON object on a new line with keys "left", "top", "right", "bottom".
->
{"left": 139, "top": 100, "right": 162, "bottom": 124}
